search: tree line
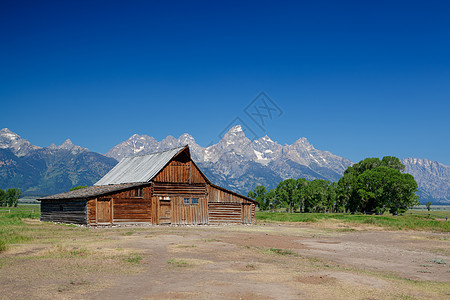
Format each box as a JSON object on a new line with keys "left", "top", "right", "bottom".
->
{"left": 247, "top": 156, "right": 419, "bottom": 215}
{"left": 0, "top": 188, "right": 22, "bottom": 207}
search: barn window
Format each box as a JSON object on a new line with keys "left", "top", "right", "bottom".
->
{"left": 135, "top": 188, "right": 143, "bottom": 198}
{"left": 192, "top": 198, "right": 198, "bottom": 204}
{"left": 184, "top": 198, "right": 190, "bottom": 205}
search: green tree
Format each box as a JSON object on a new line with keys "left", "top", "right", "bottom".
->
{"left": 351, "top": 166, "right": 418, "bottom": 214}
{"left": 349, "top": 157, "right": 382, "bottom": 176}
{"left": 326, "top": 182, "right": 338, "bottom": 212}
{"left": 304, "top": 179, "right": 330, "bottom": 212}
{"left": 0, "top": 189, "right": 5, "bottom": 207}
{"left": 247, "top": 186, "right": 268, "bottom": 210}
{"left": 426, "top": 201, "right": 432, "bottom": 212}
{"left": 6, "top": 189, "right": 21, "bottom": 207}
{"left": 383, "top": 170, "right": 419, "bottom": 215}
{"left": 265, "top": 189, "right": 277, "bottom": 211}
{"left": 295, "top": 178, "right": 309, "bottom": 213}
{"left": 381, "top": 156, "right": 405, "bottom": 172}
{"left": 254, "top": 185, "right": 267, "bottom": 210}
{"left": 247, "top": 190, "right": 256, "bottom": 199}
{"left": 355, "top": 167, "right": 389, "bottom": 213}
{"left": 276, "top": 179, "right": 299, "bottom": 213}
{"left": 70, "top": 185, "right": 88, "bottom": 191}
{"left": 336, "top": 171, "right": 357, "bottom": 212}
{"left": 337, "top": 156, "right": 417, "bottom": 214}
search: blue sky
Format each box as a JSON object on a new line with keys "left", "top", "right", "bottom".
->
{"left": 1, "top": 0, "right": 449, "bottom": 164}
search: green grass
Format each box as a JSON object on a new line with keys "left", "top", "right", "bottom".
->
{"left": 70, "top": 248, "right": 89, "bottom": 257}
{"left": 167, "top": 258, "right": 188, "bottom": 266}
{"left": 430, "top": 258, "right": 446, "bottom": 265}
{"left": 267, "top": 248, "right": 297, "bottom": 256}
{"left": 124, "top": 254, "right": 143, "bottom": 264}
{"left": 0, "top": 205, "right": 40, "bottom": 252}
{"left": 256, "top": 211, "right": 450, "bottom": 232}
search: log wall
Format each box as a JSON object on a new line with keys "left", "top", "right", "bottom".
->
{"left": 87, "top": 185, "right": 152, "bottom": 225}
{"left": 41, "top": 199, "right": 87, "bottom": 224}
{"left": 208, "top": 203, "right": 242, "bottom": 224}
{"left": 113, "top": 197, "right": 151, "bottom": 223}
{"left": 207, "top": 185, "right": 256, "bottom": 224}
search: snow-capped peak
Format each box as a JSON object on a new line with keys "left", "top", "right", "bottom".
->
{"left": 57, "top": 139, "right": 88, "bottom": 152}
{"left": 0, "top": 128, "right": 41, "bottom": 156}
{"left": 262, "top": 135, "right": 273, "bottom": 143}
{"left": 229, "top": 125, "right": 243, "bottom": 134}
{"left": 0, "top": 128, "right": 19, "bottom": 140}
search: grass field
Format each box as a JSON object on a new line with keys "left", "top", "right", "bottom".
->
{"left": 0, "top": 205, "right": 40, "bottom": 252}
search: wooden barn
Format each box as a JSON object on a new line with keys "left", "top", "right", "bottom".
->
{"left": 39, "top": 145, "right": 256, "bottom": 225}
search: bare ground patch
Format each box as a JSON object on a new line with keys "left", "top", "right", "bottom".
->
{"left": 0, "top": 222, "right": 449, "bottom": 299}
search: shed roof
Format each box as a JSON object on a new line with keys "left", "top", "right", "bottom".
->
{"left": 94, "top": 146, "right": 187, "bottom": 186}
{"left": 38, "top": 182, "right": 147, "bottom": 200}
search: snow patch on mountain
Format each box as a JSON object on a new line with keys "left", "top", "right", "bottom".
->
{"left": 0, "top": 128, "right": 41, "bottom": 156}
{"left": 104, "top": 125, "right": 353, "bottom": 193}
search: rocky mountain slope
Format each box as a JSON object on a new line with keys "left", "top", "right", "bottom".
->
{"left": 402, "top": 158, "right": 450, "bottom": 204}
{"left": 1, "top": 127, "right": 449, "bottom": 203}
{"left": 0, "top": 129, "right": 117, "bottom": 196}
{"left": 106, "top": 125, "right": 353, "bottom": 193}
{"left": 0, "top": 128, "right": 41, "bottom": 156}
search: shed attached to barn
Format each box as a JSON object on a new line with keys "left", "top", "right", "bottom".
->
{"left": 39, "top": 145, "right": 256, "bottom": 225}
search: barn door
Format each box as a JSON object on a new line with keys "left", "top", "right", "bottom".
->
{"left": 97, "top": 198, "right": 111, "bottom": 224}
{"left": 242, "top": 204, "right": 251, "bottom": 224}
{"left": 159, "top": 199, "right": 171, "bottom": 224}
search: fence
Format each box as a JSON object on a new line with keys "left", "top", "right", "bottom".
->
{"left": 401, "top": 211, "right": 448, "bottom": 221}
{"left": 0, "top": 209, "right": 37, "bottom": 214}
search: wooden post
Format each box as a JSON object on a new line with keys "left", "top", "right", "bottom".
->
{"left": 110, "top": 198, "right": 114, "bottom": 225}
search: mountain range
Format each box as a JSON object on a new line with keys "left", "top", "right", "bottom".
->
{"left": 1, "top": 127, "right": 449, "bottom": 204}
{"left": 0, "top": 128, "right": 117, "bottom": 196}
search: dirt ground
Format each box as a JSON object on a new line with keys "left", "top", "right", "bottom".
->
{"left": 0, "top": 221, "right": 449, "bottom": 299}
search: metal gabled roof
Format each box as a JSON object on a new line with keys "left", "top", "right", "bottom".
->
{"left": 95, "top": 146, "right": 186, "bottom": 186}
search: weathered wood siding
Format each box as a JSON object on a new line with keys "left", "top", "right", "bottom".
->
{"left": 88, "top": 199, "right": 96, "bottom": 224}
{"left": 207, "top": 185, "right": 254, "bottom": 204}
{"left": 87, "top": 185, "right": 152, "bottom": 225}
{"left": 97, "top": 198, "right": 111, "bottom": 223}
{"left": 251, "top": 204, "right": 255, "bottom": 224}
{"left": 41, "top": 200, "right": 87, "bottom": 224}
{"left": 172, "top": 197, "right": 207, "bottom": 225}
{"left": 113, "top": 198, "right": 151, "bottom": 223}
{"left": 207, "top": 185, "right": 255, "bottom": 224}
{"left": 112, "top": 186, "right": 152, "bottom": 224}
{"left": 208, "top": 203, "right": 242, "bottom": 224}
{"left": 153, "top": 182, "right": 207, "bottom": 196}
{"left": 151, "top": 182, "right": 208, "bottom": 225}
{"left": 153, "top": 160, "right": 206, "bottom": 184}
